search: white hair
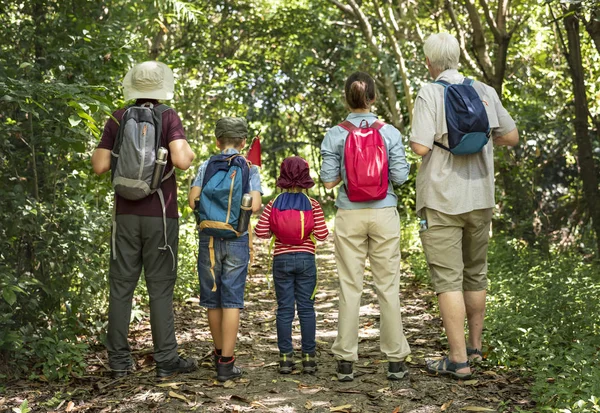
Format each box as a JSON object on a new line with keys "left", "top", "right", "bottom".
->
{"left": 423, "top": 33, "right": 460, "bottom": 72}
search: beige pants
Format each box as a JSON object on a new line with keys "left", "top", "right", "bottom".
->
{"left": 419, "top": 208, "right": 493, "bottom": 293}
{"left": 331, "top": 207, "right": 411, "bottom": 362}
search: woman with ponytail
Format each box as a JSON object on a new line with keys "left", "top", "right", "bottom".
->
{"left": 320, "top": 71, "right": 411, "bottom": 382}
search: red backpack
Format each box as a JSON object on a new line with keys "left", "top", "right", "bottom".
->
{"left": 269, "top": 192, "right": 315, "bottom": 245}
{"left": 340, "top": 119, "right": 389, "bottom": 202}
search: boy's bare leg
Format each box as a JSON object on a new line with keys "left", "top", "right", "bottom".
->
{"left": 221, "top": 308, "right": 240, "bottom": 357}
{"left": 208, "top": 308, "right": 223, "bottom": 350}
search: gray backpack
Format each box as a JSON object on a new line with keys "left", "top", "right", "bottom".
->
{"left": 110, "top": 102, "right": 172, "bottom": 199}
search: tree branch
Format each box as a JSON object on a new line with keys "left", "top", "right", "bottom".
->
{"left": 375, "top": 0, "right": 414, "bottom": 120}
{"left": 445, "top": 0, "right": 484, "bottom": 77}
{"left": 478, "top": 0, "right": 502, "bottom": 41}
{"left": 462, "top": 0, "right": 495, "bottom": 82}
{"left": 326, "top": 0, "right": 355, "bottom": 16}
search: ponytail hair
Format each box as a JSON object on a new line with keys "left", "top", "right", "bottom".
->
{"left": 344, "top": 72, "right": 376, "bottom": 110}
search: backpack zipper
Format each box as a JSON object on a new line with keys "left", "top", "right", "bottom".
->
{"left": 300, "top": 210, "right": 305, "bottom": 240}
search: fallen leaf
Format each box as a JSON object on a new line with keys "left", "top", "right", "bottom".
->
{"left": 251, "top": 401, "right": 268, "bottom": 409}
{"left": 463, "top": 379, "right": 479, "bottom": 386}
{"left": 441, "top": 400, "right": 453, "bottom": 411}
{"left": 223, "top": 380, "right": 236, "bottom": 388}
{"left": 377, "top": 387, "right": 390, "bottom": 393}
{"left": 231, "top": 394, "right": 250, "bottom": 403}
{"left": 238, "top": 378, "right": 249, "bottom": 383}
{"left": 330, "top": 404, "right": 352, "bottom": 412}
{"left": 482, "top": 370, "right": 497, "bottom": 376}
{"left": 461, "top": 407, "right": 496, "bottom": 412}
{"left": 156, "top": 382, "right": 183, "bottom": 388}
{"left": 546, "top": 377, "right": 555, "bottom": 383}
{"left": 66, "top": 401, "right": 75, "bottom": 412}
{"left": 306, "top": 400, "right": 313, "bottom": 410}
{"left": 168, "top": 391, "right": 189, "bottom": 403}
{"left": 392, "top": 406, "right": 402, "bottom": 413}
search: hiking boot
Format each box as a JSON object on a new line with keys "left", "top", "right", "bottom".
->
{"left": 213, "top": 350, "right": 220, "bottom": 368}
{"left": 387, "top": 361, "right": 409, "bottom": 380}
{"left": 301, "top": 353, "right": 317, "bottom": 374}
{"left": 336, "top": 360, "right": 353, "bottom": 382}
{"left": 216, "top": 357, "right": 243, "bottom": 382}
{"left": 279, "top": 352, "right": 295, "bottom": 374}
{"left": 156, "top": 357, "right": 198, "bottom": 378}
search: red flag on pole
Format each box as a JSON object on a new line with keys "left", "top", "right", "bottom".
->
{"left": 246, "top": 137, "right": 262, "bottom": 167}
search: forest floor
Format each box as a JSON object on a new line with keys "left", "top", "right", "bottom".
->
{"left": 1, "top": 237, "right": 534, "bottom": 413}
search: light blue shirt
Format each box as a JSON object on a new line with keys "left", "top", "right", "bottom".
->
{"left": 320, "top": 112, "right": 410, "bottom": 210}
{"left": 191, "top": 148, "right": 263, "bottom": 194}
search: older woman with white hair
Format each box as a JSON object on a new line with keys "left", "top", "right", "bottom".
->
{"left": 410, "top": 33, "right": 519, "bottom": 379}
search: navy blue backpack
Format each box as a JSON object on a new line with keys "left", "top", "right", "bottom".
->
{"left": 435, "top": 78, "right": 491, "bottom": 155}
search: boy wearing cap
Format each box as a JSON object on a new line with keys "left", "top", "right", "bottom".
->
{"left": 254, "top": 157, "right": 329, "bottom": 374}
{"left": 188, "top": 117, "right": 262, "bottom": 382}
{"left": 91, "top": 61, "right": 197, "bottom": 378}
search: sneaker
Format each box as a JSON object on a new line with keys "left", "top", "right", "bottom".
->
{"left": 336, "top": 360, "right": 353, "bottom": 382}
{"left": 212, "top": 350, "right": 220, "bottom": 368}
{"left": 279, "top": 352, "right": 295, "bottom": 374}
{"left": 216, "top": 357, "right": 243, "bottom": 382}
{"left": 156, "top": 357, "right": 198, "bottom": 378}
{"left": 387, "top": 361, "right": 409, "bottom": 380}
{"left": 301, "top": 353, "right": 317, "bottom": 374}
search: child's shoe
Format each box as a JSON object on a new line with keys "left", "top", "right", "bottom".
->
{"left": 279, "top": 352, "right": 295, "bottom": 374}
{"left": 216, "top": 357, "right": 243, "bottom": 382}
{"left": 301, "top": 353, "right": 317, "bottom": 374}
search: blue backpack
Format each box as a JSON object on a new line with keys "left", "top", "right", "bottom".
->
{"left": 434, "top": 78, "right": 491, "bottom": 155}
{"left": 198, "top": 154, "right": 250, "bottom": 239}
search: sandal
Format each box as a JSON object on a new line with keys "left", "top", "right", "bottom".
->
{"left": 426, "top": 357, "right": 472, "bottom": 380}
{"left": 467, "top": 347, "right": 483, "bottom": 362}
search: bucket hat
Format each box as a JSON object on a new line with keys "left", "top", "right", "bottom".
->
{"left": 276, "top": 156, "right": 315, "bottom": 189}
{"left": 123, "top": 61, "right": 174, "bottom": 101}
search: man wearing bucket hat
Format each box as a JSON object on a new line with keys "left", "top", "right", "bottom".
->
{"left": 92, "top": 61, "right": 197, "bottom": 378}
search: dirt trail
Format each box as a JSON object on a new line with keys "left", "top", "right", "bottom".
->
{"left": 1, "top": 236, "right": 533, "bottom": 412}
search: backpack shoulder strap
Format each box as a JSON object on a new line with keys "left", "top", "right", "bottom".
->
{"left": 462, "top": 78, "right": 474, "bottom": 86}
{"left": 371, "top": 120, "right": 385, "bottom": 130}
{"left": 434, "top": 80, "right": 450, "bottom": 87}
{"left": 151, "top": 104, "right": 173, "bottom": 151}
{"left": 338, "top": 120, "right": 357, "bottom": 132}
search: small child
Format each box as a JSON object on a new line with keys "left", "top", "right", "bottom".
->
{"left": 254, "top": 156, "right": 329, "bottom": 374}
{"left": 188, "top": 117, "right": 262, "bottom": 382}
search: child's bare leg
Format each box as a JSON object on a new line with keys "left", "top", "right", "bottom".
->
{"left": 221, "top": 308, "right": 240, "bottom": 357}
{"left": 208, "top": 308, "right": 223, "bottom": 350}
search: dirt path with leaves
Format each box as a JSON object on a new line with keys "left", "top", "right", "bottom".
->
{"left": 1, "top": 236, "right": 534, "bottom": 413}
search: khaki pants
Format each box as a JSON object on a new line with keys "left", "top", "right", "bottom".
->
{"left": 331, "top": 207, "right": 411, "bottom": 362}
{"left": 419, "top": 208, "right": 493, "bottom": 293}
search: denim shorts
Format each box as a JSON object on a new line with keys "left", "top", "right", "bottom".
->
{"left": 198, "top": 234, "right": 249, "bottom": 308}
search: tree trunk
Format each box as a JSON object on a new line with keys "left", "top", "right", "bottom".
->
{"left": 564, "top": 9, "right": 600, "bottom": 257}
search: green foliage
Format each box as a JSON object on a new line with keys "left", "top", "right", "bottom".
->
{"left": 485, "top": 238, "right": 600, "bottom": 411}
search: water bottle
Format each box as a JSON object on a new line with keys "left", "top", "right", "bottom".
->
{"left": 237, "top": 193, "right": 253, "bottom": 232}
{"left": 419, "top": 219, "right": 428, "bottom": 232}
{"left": 150, "top": 147, "right": 168, "bottom": 190}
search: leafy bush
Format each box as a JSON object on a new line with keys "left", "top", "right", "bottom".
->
{"left": 485, "top": 238, "right": 600, "bottom": 411}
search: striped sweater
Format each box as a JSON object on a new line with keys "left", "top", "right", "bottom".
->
{"left": 254, "top": 197, "right": 329, "bottom": 255}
